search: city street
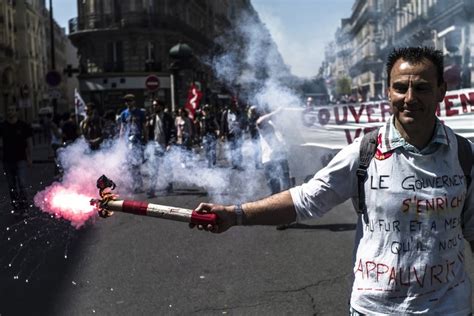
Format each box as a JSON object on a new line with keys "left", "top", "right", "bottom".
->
{"left": 0, "top": 143, "right": 473, "bottom": 315}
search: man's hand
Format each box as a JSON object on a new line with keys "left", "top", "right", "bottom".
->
{"left": 190, "top": 203, "right": 236, "bottom": 233}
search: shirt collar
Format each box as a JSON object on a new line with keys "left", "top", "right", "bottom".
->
{"left": 378, "top": 116, "right": 449, "bottom": 154}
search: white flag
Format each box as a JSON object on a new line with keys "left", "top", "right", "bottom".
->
{"left": 74, "top": 88, "right": 86, "bottom": 117}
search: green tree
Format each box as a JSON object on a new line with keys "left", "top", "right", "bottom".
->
{"left": 336, "top": 76, "right": 351, "bottom": 96}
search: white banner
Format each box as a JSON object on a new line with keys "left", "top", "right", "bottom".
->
{"left": 74, "top": 88, "right": 86, "bottom": 117}
{"left": 290, "top": 88, "right": 474, "bottom": 149}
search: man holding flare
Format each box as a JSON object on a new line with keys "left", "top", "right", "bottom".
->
{"left": 191, "top": 47, "right": 474, "bottom": 315}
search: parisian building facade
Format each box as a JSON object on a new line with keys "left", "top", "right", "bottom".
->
{"left": 68, "top": 0, "right": 255, "bottom": 112}
{"left": 324, "top": 0, "right": 474, "bottom": 102}
{"left": 0, "top": 0, "right": 73, "bottom": 121}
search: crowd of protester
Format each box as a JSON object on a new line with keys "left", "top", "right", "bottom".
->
{"left": 30, "top": 93, "right": 290, "bottom": 197}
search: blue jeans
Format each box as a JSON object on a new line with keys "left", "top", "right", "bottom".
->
{"left": 228, "top": 134, "right": 242, "bottom": 169}
{"left": 3, "top": 160, "right": 29, "bottom": 213}
{"left": 263, "top": 159, "right": 290, "bottom": 194}
{"left": 203, "top": 134, "right": 217, "bottom": 168}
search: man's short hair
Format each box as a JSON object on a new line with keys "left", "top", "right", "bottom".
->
{"left": 386, "top": 46, "right": 444, "bottom": 86}
{"left": 153, "top": 99, "right": 164, "bottom": 106}
{"left": 123, "top": 94, "right": 135, "bottom": 101}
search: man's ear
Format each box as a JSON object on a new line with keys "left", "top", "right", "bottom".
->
{"left": 437, "top": 81, "right": 447, "bottom": 102}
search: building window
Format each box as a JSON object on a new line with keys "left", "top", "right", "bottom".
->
{"left": 145, "top": 41, "right": 161, "bottom": 71}
{"left": 146, "top": 41, "right": 155, "bottom": 63}
{"left": 105, "top": 41, "right": 123, "bottom": 72}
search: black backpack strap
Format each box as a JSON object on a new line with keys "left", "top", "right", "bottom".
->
{"left": 455, "top": 134, "right": 472, "bottom": 189}
{"left": 456, "top": 134, "right": 473, "bottom": 229}
{"left": 357, "top": 129, "right": 379, "bottom": 224}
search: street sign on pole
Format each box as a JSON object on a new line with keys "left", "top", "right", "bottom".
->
{"left": 145, "top": 75, "right": 160, "bottom": 91}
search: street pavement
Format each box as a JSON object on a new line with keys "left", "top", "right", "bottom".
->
{"left": 0, "top": 144, "right": 473, "bottom": 315}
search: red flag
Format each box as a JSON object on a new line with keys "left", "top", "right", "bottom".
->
{"left": 184, "top": 83, "right": 203, "bottom": 120}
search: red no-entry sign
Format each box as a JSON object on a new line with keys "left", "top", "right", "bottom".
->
{"left": 145, "top": 75, "right": 160, "bottom": 91}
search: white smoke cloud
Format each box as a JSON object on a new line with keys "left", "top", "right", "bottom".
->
{"left": 34, "top": 9, "right": 334, "bottom": 228}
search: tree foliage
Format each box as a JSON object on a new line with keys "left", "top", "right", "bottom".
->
{"left": 336, "top": 76, "right": 351, "bottom": 96}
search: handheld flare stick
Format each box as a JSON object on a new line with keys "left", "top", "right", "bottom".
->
{"left": 90, "top": 175, "right": 217, "bottom": 226}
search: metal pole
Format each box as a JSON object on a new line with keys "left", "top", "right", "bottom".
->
{"left": 49, "top": 0, "right": 55, "bottom": 70}
{"left": 49, "top": 0, "right": 58, "bottom": 113}
{"left": 170, "top": 72, "right": 176, "bottom": 113}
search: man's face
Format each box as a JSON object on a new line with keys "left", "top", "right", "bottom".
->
{"left": 125, "top": 99, "right": 136, "bottom": 109}
{"left": 153, "top": 102, "right": 163, "bottom": 113}
{"left": 388, "top": 58, "right": 446, "bottom": 129}
{"left": 85, "top": 107, "right": 93, "bottom": 116}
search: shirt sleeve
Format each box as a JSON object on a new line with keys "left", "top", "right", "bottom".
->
{"left": 289, "top": 139, "right": 361, "bottom": 223}
{"left": 461, "top": 141, "right": 474, "bottom": 242}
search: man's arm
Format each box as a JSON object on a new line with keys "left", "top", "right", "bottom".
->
{"left": 193, "top": 190, "right": 296, "bottom": 233}
{"left": 470, "top": 241, "right": 474, "bottom": 254}
{"left": 241, "top": 190, "right": 296, "bottom": 225}
{"left": 256, "top": 107, "right": 282, "bottom": 128}
{"left": 119, "top": 115, "right": 125, "bottom": 138}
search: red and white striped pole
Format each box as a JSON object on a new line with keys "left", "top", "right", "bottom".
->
{"left": 99, "top": 199, "right": 217, "bottom": 226}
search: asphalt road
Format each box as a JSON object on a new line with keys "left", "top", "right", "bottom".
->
{"left": 0, "top": 146, "right": 473, "bottom": 315}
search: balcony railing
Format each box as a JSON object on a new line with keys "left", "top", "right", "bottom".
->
{"left": 68, "top": 13, "right": 212, "bottom": 45}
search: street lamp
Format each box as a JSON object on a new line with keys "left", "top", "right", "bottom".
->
{"left": 169, "top": 43, "right": 193, "bottom": 113}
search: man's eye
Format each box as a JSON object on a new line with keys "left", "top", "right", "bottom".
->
{"left": 393, "top": 86, "right": 407, "bottom": 93}
{"left": 415, "top": 85, "right": 431, "bottom": 91}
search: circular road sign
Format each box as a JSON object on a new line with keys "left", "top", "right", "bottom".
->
{"left": 145, "top": 75, "right": 160, "bottom": 91}
{"left": 46, "top": 70, "right": 62, "bottom": 87}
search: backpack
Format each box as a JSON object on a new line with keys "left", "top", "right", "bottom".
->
{"left": 357, "top": 129, "right": 473, "bottom": 224}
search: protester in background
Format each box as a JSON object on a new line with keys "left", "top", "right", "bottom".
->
{"left": 257, "top": 106, "right": 290, "bottom": 195}
{"left": 119, "top": 94, "right": 148, "bottom": 144}
{"left": 200, "top": 104, "right": 220, "bottom": 168}
{"left": 146, "top": 100, "right": 175, "bottom": 197}
{"left": 175, "top": 108, "right": 193, "bottom": 150}
{"left": 38, "top": 108, "right": 62, "bottom": 159}
{"left": 119, "top": 94, "right": 147, "bottom": 193}
{"left": 101, "top": 110, "right": 118, "bottom": 144}
{"left": 80, "top": 102, "right": 103, "bottom": 150}
{"left": 221, "top": 102, "right": 246, "bottom": 170}
{"left": 0, "top": 105, "right": 33, "bottom": 217}
{"left": 247, "top": 105, "right": 262, "bottom": 169}
{"left": 191, "top": 47, "right": 474, "bottom": 315}
{"left": 61, "top": 112, "right": 80, "bottom": 145}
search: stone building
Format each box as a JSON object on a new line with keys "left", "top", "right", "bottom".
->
{"left": 0, "top": 0, "right": 16, "bottom": 119}
{"left": 0, "top": 0, "right": 72, "bottom": 121}
{"left": 324, "top": 0, "right": 474, "bottom": 101}
{"left": 68, "top": 0, "right": 255, "bottom": 112}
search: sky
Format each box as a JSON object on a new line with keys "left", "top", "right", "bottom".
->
{"left": 51, "top": 0, "right": 354, "bottom": 79}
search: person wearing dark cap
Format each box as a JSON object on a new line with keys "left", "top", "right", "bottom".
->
{"left": 119, "top": 94, "right": 148, "bottom": 143}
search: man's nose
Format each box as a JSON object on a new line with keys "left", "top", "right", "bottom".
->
{"left": 404, "top": 87, "right": 416, "bottom": 103}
